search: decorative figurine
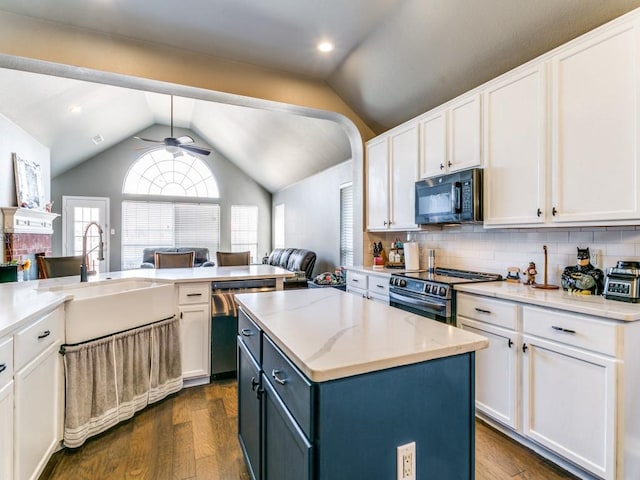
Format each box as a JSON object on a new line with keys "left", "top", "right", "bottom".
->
{"left": 524, "top": 262, "right": 537, "bottom": 285}
{"left": 561, "top": 247, "right": 604, "bottom": 295}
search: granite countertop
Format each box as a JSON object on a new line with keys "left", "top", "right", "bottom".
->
{"left": 0, "top": 265, "right": 294, "bottom": 338}
{"left": 455, "top": 281, "right": 640, "bottom": 322}
{"left": 235, "top": 288, "right": 488, "bottom": 383}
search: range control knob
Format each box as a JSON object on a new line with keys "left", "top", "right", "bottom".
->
{"left": 439, "top": 286, "right": 447, "bottom": 296}
{"left": 424, "top": 284, "right": 431, "bottom": 294}
{"left": 399, "top": 279, "right": 407, "bottom": 288}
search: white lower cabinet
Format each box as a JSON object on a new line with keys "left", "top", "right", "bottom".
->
{"left": 0, "top": 336, "right": 14, "bottom": 480}
{"left": 178, "top": 282, "right": 211, "bottom": 380}
{"left": 346, "top": 270, "right": 389, "bottom": 304}
{"left": 13, "top": 306, "right": 64, "bottom": 480}
{"left": 457, "top": 293, "right": 627, "bottom": 480}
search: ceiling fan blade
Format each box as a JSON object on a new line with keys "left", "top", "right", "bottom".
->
{"left": 134, "top": 136, "right": 163, "bottom": 143}
{"left": 176, "top": 135, "right": 195, "bottom": 145}
{"left": 179, "top": 144, "right": 211, "bottom": 156}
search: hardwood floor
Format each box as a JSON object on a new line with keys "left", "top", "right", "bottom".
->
{"left": 41, "top": 380, "right": 577, "bottom": 480}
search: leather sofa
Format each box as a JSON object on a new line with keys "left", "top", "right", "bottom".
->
{"left": 140, "top": 247, "right": 215, "bottom": 268}
{"left": 262, "top": 248, "right": 316, "bottom": 289}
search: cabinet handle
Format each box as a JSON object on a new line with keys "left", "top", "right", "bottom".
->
{"left": 537, "top": 208, "right": 542, "bottom": 217}
{"left": 376, "top": 284, "right": 385, "bottom": 289}
{"left": 251, "top": 376, "right": 259, "bottom": 391}
{"left": 256, "top": 385, "right": 264, "bottom": 399}
{"left": 352, "top": 278, "right": 359, "bottom": 283}
{"left": 187, "top": 293, "right": 203, "bottom": 297}
{"left": 474, "top": 308, "right": 491, "bottom": 314}
{"left": 507, "top": 339, "right": 513, "bottom": 348}
{"left": 383, "top": 221, "right": 388, "bottom": 226}
{"left": 37, "top": 330, "right": 51, "bottom": 340}
{"left": 440, "top": 163, "right": 445, "bottom": 170}
{"left": 271, "top": 369, "right": 287, "bottom": 385}
{"left": 0, "top": 363, "right": 6, "bottom": 374}
{"left": 241, "top": 328, "right": 254, "bottom": 337}
{"left": 552, "top": 207, "right": 557, "bottom": 216}
{"left": 551, "top": 325, "right": 576, "bottom": 334}
{"left": 448, "top": 161, "right": 452, "bottom": 168}
{"left": 522, "top": 343, "right": 528, "bottom": 353}
{"left": 180, "top": 312, "right": 183, "bottom": 319}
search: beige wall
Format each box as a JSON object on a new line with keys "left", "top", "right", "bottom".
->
{"left": 0, "top": 11, "right": 375, "bottom": 143}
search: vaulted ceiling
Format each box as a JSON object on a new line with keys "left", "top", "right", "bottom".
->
{"left": 1, "top": 0, "right": 639, "bottom": 191}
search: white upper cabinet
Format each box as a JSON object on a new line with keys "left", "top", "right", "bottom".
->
{"left": 483, "top": 65, "right": 548, "bottom": 226}
{"left": 550, "top": 20, "right": 640, "bottom": 223}
{"left": 366, "top": 123, "right": 419, "bottom": 231}
{"left": 419, "top": 109, "right": 447, "bottom": 178}
{"left": 448, "top": 93, "right": 482, "bottom": 172}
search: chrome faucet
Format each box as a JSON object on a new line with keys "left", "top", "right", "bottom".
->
{"left": 80, "top": 221, "right": 104, "bottom": 282}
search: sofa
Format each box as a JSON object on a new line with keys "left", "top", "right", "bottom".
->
{"left": 140, "top": 247, "right": 215, "bottom": 268}
{"left": 262, "top": 248, "right": 316, "bottom": 289}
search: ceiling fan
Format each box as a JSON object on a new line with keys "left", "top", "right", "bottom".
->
{"left": 134, "top": 95, "right": 211, "bottom": 156}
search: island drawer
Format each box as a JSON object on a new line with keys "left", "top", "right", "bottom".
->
{"left": 456, "top": 293, "right": 518, "bottom": 330}
{"left": 15, "top": 307, "right": 63, "bottom": 371}
{"left": 178, "top": 282, "right": 209, "bottom": 304}
{"left": 238, "top": 309, "right": 262, "bottom": 362}
{"left": 522, "top": 306, "right": 619, "bottom": 356}
{"left": 263, "top": 335, "right": 313, "bottom": 439}
{"left": 0, "top": 337, "right": 13, "bottom": 390}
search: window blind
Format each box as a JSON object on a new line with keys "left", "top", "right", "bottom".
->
{"left": 340, "top": 183, "right": 354, "bottom": 267}
{"left": 231, "top": 205, "right": 258, "bottom": 263}
{"left": 121, "top": 201, "right": 220, "bottom": 270}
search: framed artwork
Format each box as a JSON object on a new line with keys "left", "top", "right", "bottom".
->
{"left": 13, "top": 153, "right": 45, "bottom": 210}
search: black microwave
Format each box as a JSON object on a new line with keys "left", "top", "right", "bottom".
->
{"left": 415, "top": 168, "right": 483, "bottom": 224}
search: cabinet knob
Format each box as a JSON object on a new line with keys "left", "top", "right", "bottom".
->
{"left": 383, "top": 221, "right": 388, "bottom": 226}
{"left": 522, "top": 343, "right": 528, "bottom": 353}
{"left": 448, "top": 161, "right": 452, "bottom": 168}
{"left": 251, "top": 376, "right": 259, "bottom": 391}
{"left": 552, "top": 207, "right": 558, "bottom": 216}
{"left": 537, "top": 208, "right": 542, "bottom": 217}
{"left": 440, "top": 163, "right": 445, "bottom": 170}
{"left": 271, "top": 369, "right": 287, "bottom": 385}
{"left": 507, "top": 338, "right": 513, "bottom": 349}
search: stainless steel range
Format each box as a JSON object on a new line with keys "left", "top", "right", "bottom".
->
{"left": 389, "top": 268, "right": 503, "bottom": 324}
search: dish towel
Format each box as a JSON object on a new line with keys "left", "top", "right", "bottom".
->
{"left": 60, "top": 316, "right": 183, "bottom": 448}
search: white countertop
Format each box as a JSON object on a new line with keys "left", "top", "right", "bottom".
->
{"left": 455, "top": 281, "right": 640, "bottom": 321}
{"left": 0, "top": 265, "right": 293, "bottom": 338}
{"left": 235, "top": 288, "right": 489, "bottom": 382}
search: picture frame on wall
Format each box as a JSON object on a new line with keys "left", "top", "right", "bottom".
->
{"left": 13, "top": 152, "right": 45, "bottom": 210}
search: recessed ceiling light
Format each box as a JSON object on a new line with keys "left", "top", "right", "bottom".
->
{"left": 92, "top": 134, "right": 104, "bottom": 145}
{"left": 69, "top": 105, "right": 82, "bottom": 114}
{"left": 317, "top": 41, "right": 334, "bottom": 53}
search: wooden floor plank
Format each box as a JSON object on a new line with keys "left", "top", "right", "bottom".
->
{"left": 42, "top": 380, "right": 579, "bottom": 480}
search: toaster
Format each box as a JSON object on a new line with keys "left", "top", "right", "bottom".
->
{"left": 604, "top": 261, "right": 640, "bottom": 302}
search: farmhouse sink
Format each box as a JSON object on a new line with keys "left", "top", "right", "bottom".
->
{"left": 42, "top": 279, "right": 176, "bottom": 344}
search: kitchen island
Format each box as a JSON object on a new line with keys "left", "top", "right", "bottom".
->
{"left": 235, "top": 287, "right": 488, "bottom": 480}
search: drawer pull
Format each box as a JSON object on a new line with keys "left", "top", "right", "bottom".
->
{"left": 552, "top": 325, "right": 576, "bottom": 334}
{"left": 375, "top": 284, "right": 385, "bottom": 289}
{"left": 0, "top": 363, "right": 6, "bottom": 374}
{"left": 271, "top": 369, "right": 287, "bottom": 385}
{"left": 474, "top": 308, "right": 492, "bottom": 314}
{"left": 352, "top": 278, "right": 360, "bottom": 283}
{"left": 186, "top": 293, "right": 203, "bottom": 297}
{"left": 37, "top": 330, "right": 51, "bottom": 340}
{"left": 251, "top": 376, "right": 259, "bottom": 391}
{"left": 241, "top": 328, "right": 254, "bottom": 337}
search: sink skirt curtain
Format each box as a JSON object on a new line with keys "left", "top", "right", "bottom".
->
{"left": 61, "top": 316, "right": 183, "bottom": 448}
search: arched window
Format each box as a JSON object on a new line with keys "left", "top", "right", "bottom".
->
{"left": 123, "top": 148, "right": 219, "bottom": 198}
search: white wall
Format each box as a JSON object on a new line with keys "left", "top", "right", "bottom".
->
{"left": 273, "top": 160, "right": 352, "bottom": 276}
{"left": 0, "top": 113, "right": 50, "bottom": 260}
{"left": 368, "top": 224, "right": 640, "bottom": 285}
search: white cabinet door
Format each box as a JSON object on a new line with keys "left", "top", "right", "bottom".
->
{"left": 458, "top": 318, "right": 519, "bottom": 430}
{"left": 179, "top": 304, "right": 210, "bottom": 379}
{"left": 448, "top": 93, "right": 482, "bottom": 172}
{"left": 551, "top": 21, "right": 640, "bottom": 223}
{"left": 419, "top": 109, "right": 447, "bottom": 178}
{"left": 483, "top": 65, "right": 547, "bottom": 226}
{"left": 0, "top": 381, "right": 13, "bottom": 480}
{"left": 366, "top": 137, "right": 390, "bottom": 230}
{"left": 14, "top": 342, "right": 62, "bottom": 480}
{"left": 522, "top": 335, "right": 616, "bottom": 480}
{"left": 389, "top": 124, "right": 419, "bottom": 230}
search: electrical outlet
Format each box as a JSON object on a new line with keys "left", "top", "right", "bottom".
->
{"left": 397, "top": 441, "right": 416, "bottom": 480}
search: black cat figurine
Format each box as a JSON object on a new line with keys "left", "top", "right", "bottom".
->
{"left": 561, "top": 247, "right": 604, "bottom": 295}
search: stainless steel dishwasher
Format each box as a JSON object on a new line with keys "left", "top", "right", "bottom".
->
{"left": 210, "top": 278, "right": 277, "bottom": 380}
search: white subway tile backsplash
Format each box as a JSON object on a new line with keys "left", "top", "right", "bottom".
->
{"left": 568, "top": 231, "right": 594, "bottom": 243}
{"left": 606, "top": 243, "right": 636, "bottom": 256}
{"left": 594, "top": 231, "right": 622, "bottom": 243}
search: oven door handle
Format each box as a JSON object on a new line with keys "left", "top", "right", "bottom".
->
{"left": 390, "top": 291, "right": 446, "bottom": 309}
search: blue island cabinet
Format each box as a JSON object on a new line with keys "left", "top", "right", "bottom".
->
{"left": 237, "top": 309, "right": 476, "bottom": 480}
